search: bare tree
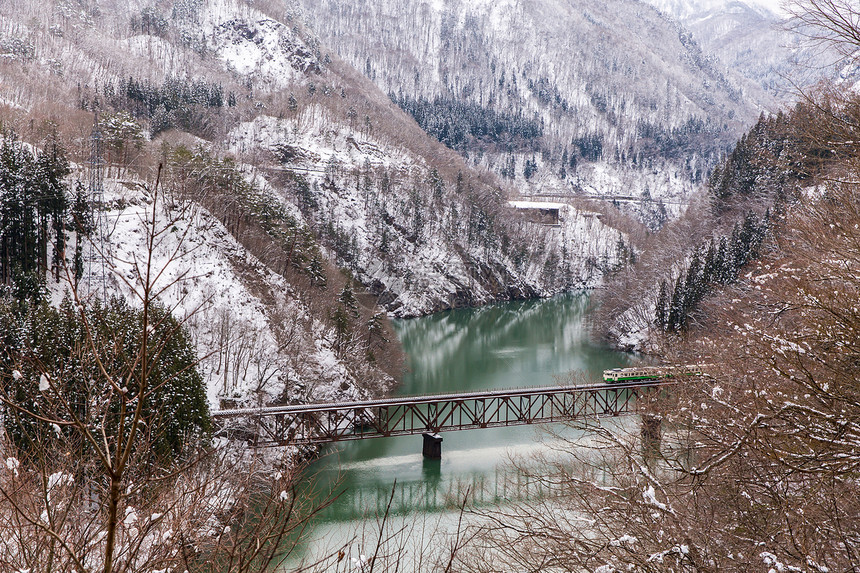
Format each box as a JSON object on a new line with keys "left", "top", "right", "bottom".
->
{"left": 456, "top": 141, "right": 860, "bottom": 573}
{"left": 786, "top": 0, "right": 860, "bottom": 62}
{"left": 0, "top": 169, "right": 329, "bottom": 572}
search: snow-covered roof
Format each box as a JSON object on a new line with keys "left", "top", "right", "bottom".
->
{"left": 508, "top": 200, "right": 565, "bottom": 210}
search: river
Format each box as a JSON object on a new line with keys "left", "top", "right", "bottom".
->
{"left": 285, "top": 293, "right": 638, "bottom": 570}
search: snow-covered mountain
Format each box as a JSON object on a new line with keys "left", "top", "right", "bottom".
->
{"left": 297, "top": 0, "right": 779, "bottom": 227}
{"left": 0, "top": 0, "right": 630, "bottom": 408}
{"left": 642, "top": 0, "right": 834, "bottom": 99}
{"left": 643, "top": 0, "right": 782, "bottom": 19}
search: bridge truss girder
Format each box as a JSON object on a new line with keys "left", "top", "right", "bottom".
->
{"left": 214, "top": 382, "right": 667, "bottom": 448}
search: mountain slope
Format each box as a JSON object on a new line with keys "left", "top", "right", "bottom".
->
{"left": 297, "top": 0, "right": 775, "bottom": 226}
{"left": 0, "top": 0, "right": 630, "bottom": 408}
{"left": 643, "top": 0, "right": 831, "bottom": 99}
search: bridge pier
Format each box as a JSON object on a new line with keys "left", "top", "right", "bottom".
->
{"left": 422, "top": 433, "right": 443, "bottom": 459}
{"left": 641, "top": 415, "right": 662, "bottom": 460}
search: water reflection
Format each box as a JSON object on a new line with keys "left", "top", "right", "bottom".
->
{"left": 289, "top": 293, "right": 639, "bottom": 566}
{"left": 394, "top": 294, "right": 633, "bottom": 397}
{"left": 312, "top": 458, "right": 556, "bottom": 522}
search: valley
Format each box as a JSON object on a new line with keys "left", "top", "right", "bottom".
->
{"left": 1, "top": 0, "right": 859, "bottom": 570}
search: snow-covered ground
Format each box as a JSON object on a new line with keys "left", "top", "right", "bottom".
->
{"left": 230, "top": 113, "right": 629, "bottom": 317}
{"left": 50, "top": 177, "right": 382, "bottom": 411}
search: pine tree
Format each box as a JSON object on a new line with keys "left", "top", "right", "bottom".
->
{"left": 667, "top": 273, "right": 685, "bottom": 332}
{"left": 330, "top": 305, "right": 352, "bottom": 357}
{"left": 0, "top": 132, "right": 43, "bottom": 297}
{"left": 702, "top": 240, "right": 717, "bottom": 286}
{"left": 654, "top": 280, "right": 669, "bottom": 330}
{"left": 71, "top": 181, "right": 92, "bottom": 284}
{"left": 338, "top": 283, "right": 360, "bottom": 319}
{"left": 683, "top": 250, "right": 704, "bottom": 318}
{"left": 560, "top": 148, "right": 568, "bottom": 179}
{"left": 716, "top": 237, "right": 730, "bottom": 284}
{"left": 0, "top": 297, "right": 210, "bottom": 463}
{"left": 523, "top": 156, "right": 538, "bottom": 180}
{"left": 35, "top": 137, "right": 70, "bottom": 281}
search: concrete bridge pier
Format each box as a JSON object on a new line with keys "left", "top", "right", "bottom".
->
{"left": 641, "top": 415, "right": 662, "bottom": 460}
{"left": 422, "top": 432, "right": 443, "bottom": 459}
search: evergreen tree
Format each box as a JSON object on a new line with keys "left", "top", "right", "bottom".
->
{"left": 560, "top": 148, "right": 569, "bottom": 179}
{"left": 338, "top": 283, "right": 360, "bottom": 319}
{"left": 667, "top": 273, "right": 685, "bottom": 332}
{"left": 716, "top": 237, "right": 730, "bottom": 284}
{"left": 365, "top": 312, "right": 387, "bottom": 346}
{"left": 71, "top": 181, "right": 92, "bottom": 284}
{"left": 658, "top": 211, "right": 770, "bottom": 332}
{"left": 330, "top": 305, "right": 352, "bottom": 357}
{"left": 702, "top": 240, "right": 717, "bottom": 286}
{"left": 0, "top": 132, "right": 69, "bottom": 298}
{"left": 35, "top": 137, "right": 70, "bottom": 280}
{"left": 683, "top": 250, "right": 704, "bottom": 318}
{"left": 0, "top": 297, "right": 210, "bottom": 464}
{"left": 729, "top": 222, "right": 746, "bottom": 274}
{"left": 614, "top": 234, "right": 631, "bottom": 270}
{"left": 364, "top": 312, "right": 387, "bottom": 363}
{"left": 523, "top": 156, "right": 537, "bottom": 180}
{"left": 654, "top": 280, "right": 669, "bottom": 330}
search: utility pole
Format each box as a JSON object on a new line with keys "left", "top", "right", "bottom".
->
{"left": 85, "top": 113, "right": 110, "bottom": 301}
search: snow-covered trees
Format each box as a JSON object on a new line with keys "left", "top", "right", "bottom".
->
{"left": 97, "top": 75, "right": 234, "bottom": 137}
{"left": 787, "top": 0, "right": 860, "bottom": 64}
{"left": 0, "top": 296, "right": 211, "bottom": 463}
{"left": 458, "top": 180, "right": 860, "bottom": 572}
{"left": 299, "top": 0, "right": 758, "bottom": 205}
{"left": 465, "top": 6, "right": 860, "bottom": 567}
{"left": 165, "top": 147, "right": 327, "bottom": 285}
{"left": 594, "top": 101, "right": 812, "bottom": 346}
{"left": 709, "top": 110, "right": 807, "bottom": 212}
{"left": 391, "top": 93, "right": 543, "bottom": 151}
{"left": 654, "top": 210, "right": 769, "bottom": 332}
{"left": 0, "top": 173, "right": 321, "bottom": 573}
{"left": 0, "top": 133, "right": 70, "bottom": 300}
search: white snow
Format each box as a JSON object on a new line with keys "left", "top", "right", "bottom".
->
{"left": 5, "top": 457, "right": 19, "bottom": 477}
{"left": 508, "top": 200, "right": 567, "bottom": 210}
{"left": 201, "top": 0, "right": 320, "bottom": 91}
{"left": 609, "top": 534, "right": 639, "bottom": 547}
{"left": 228, "top": 113, "right": 629, "bottom": 317}
{"left": 643, "top": 485, "right": 669, "bottom": 512}
{"left": 57, "top": 176, "right": 374, "bottom": 410}
{"left": 644, "top": 0, "right": 786, "bottom": 19}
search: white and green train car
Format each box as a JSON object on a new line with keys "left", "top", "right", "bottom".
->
{"left": 602, "top": 364, "right": 708, "bottom": 383}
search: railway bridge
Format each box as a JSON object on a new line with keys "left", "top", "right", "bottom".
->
{"left": 212, "top": 380, "right": 673, "bottom": 458}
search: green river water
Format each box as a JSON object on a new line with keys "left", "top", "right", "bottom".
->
{"left": 285, "top": 293, "right": 638, "bottom": 569}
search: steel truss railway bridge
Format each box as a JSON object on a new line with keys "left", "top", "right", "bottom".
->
{"left": 212, "top": 380, "right": 673, "bottom": 458}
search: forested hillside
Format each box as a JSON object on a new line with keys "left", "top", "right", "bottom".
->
{"left": 297, "top": 0, "right": 776, "bottom": 227}
{"left": 1, "top": 0, "right": 858, "bottom": 570}
{"left": 593, "top": 104, "right": 819, "bottom": 349}
{"left": 451, "top": 4, "right": 860, "bottom": 570}
{"left": 645, "top": 0, "right": 838, "bottom": 99}
{"left": 0, "top": 0, "right": 634, "bottom": 411}
{"left": 0, "top": 0, "right": 625, "bottom": 566}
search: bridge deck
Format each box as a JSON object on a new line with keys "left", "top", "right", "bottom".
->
{"left": 213, "top": 380, "right": 673, "bottom": 447}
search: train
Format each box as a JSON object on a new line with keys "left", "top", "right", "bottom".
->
{"left": 602, "top": 364, "right": 709, "bottom": 383}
